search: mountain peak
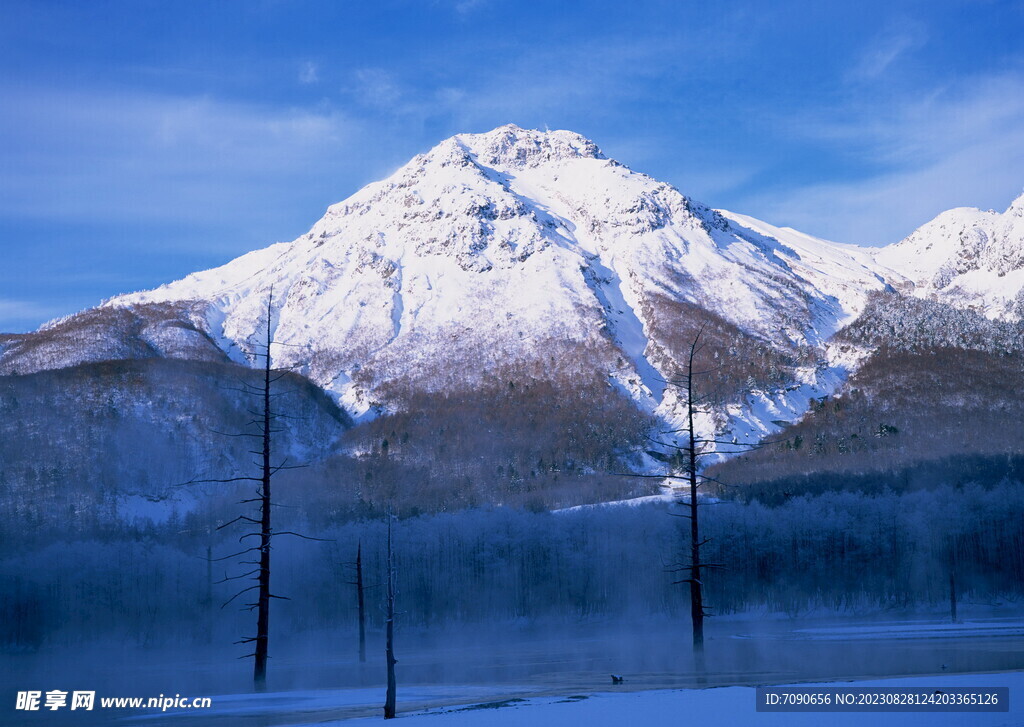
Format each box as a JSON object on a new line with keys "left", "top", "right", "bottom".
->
{"left": 1009, "top": 190, "right": 1024, "bottom": 217}
{"left": 450, "top": 123, "right": 606, "bottom": 169}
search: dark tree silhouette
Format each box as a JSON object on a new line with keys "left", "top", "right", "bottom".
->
{"left": 188, "top": 291, "right": 320, "bottom": 691}
{"left": 667, "top": 326, "right": 716, "bottom": 659}
{"left": 637, "top": 323, "right": 767, "bottom": 661}
{"left": 345, "top": 540, "right": 368, "bottom": 663}
{"left": 383, "top": 515, "right": 398, "bottom": 719}
{"left": 948, "top": 534, "right": 960, "bottom": 623}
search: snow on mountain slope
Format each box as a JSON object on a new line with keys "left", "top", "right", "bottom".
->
{"left": 873, "top": 193, "right": 1024, "bottom": 319}
{"left": 717, "top": 212, "right": 892, "bottom": 337}
{"left": 104, "top": 125, "right": 891, "bottom": 429}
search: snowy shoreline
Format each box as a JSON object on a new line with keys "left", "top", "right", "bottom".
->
{"left": 124, "top": 671, "right": 1023, "bottom": 726}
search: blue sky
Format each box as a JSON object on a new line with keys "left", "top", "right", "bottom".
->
{"left": 1, "top": 0, "right": 1022, "bottom": 331}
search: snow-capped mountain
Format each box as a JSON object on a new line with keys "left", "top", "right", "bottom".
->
{"left": 873, "top": 192, "right": 1024, "bottom": 318}
{"left": 1, "top": 124, "right": 1021, "bottom": 457}
{"left": 80, "top": 126, "right": 891, "bottom": 428}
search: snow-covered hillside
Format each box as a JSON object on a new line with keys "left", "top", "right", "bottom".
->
{"left": 873, "top": 193, "right": 1024, "bottom": 318}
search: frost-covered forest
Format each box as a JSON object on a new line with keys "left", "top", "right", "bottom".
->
{"left": 3, "top": 481, "right": 1022, "bottom": 650}
{"left": 837, "top": 291, "right": 1024, "bottom": 354}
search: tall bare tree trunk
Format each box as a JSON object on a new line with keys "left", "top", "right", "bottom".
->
{"left": 205, "top": 540, "right": 213, "bottom": 644}
{"left": 206, "top": 543, "right": 213, "bottom": 607}
{"left": 384, "top": 517, "right": 398, "bottom": 719}
{"left": 650, "top": 325, "right": 765, "bottom": 672}
{"left": 948, "top": 537, "right": 958, "bottom": 624}
{"left": 356, "top": 541, "right": 366, "bottom": 663}
{"left": 201, "top": 290, "right": 321, "bottom": 692}
{"left": 685, "top": 346, "right": 704, "bottom": 659}
{"left": 254, "top": 298, "right": 273, "bottom": 691}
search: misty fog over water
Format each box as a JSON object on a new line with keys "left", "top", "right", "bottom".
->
{"left": 5, "top": 614, "right": 1024, "bottom": 725}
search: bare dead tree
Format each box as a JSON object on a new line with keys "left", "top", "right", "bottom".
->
{"left": 205, "top": 541, "right": 213, "bottom": 611}
{"left": 204, "top": 529, "right": 214, "bottom": 644}
{"left": 632, "top": 323, "right": 769, "bottom": 661}
{"left": 948, "top": 534, "right": 959, "bottom": 623}
{"left": 185, "top": 290, "right": 322, "bottom": 691}
{"left": 669, "top": 326, "right": 714, "bottom": 659}
{"left": 344, "top": 540, "right": 368, "bottom": 663}
{"left": 251, "top": 298, "right": 274, "bottom": 688}
{"left": 383, "top": 515, "right": 398, "bottom": 719}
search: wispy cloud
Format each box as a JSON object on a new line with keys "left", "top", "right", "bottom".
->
{"left": 2, "top": 0, "right": 1018, "bottom": 332}
{"left": 453, "top": 0, "right": 485, "bottom": 14}
{"left": 430, "top": 0, "right": 489, "bottom": 15}
{"left": 0, "top": 298, "right": 69, "bottom": 331}
{"left": 0, "top": 87, "right": 367, "bottom": 241}
{"left": 742, "top": 72, "right": 1024, "bottom": 244}
{"left": 350, "top": 68, "right": 404, "bottom": 109}
{"left": 298, "top": 61, "right": 319, "bottom": 85}
{"left": 341, "top": 27, "right": 738, "bottom": 132}
{"left": 848, "top": 20, "right": 927, "bottom": 81}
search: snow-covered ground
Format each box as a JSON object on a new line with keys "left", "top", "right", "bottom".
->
{"left": 368, "top": 673, "right": 1022, "bottom": 727}
{"left": 346, "top": 673, "right": 1023, "bottom": 727}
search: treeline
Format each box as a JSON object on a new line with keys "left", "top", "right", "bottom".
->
{"left": 4, "top": 482, "right": 1023, "bottom": 649}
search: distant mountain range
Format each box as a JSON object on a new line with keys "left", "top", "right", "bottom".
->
{"left": 3, "top": 124, "right": 1023, "bottom": 518}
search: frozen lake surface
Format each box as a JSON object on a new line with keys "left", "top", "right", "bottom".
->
{"left": 4, "top": 614, "right": 1024, "bottom": 725}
